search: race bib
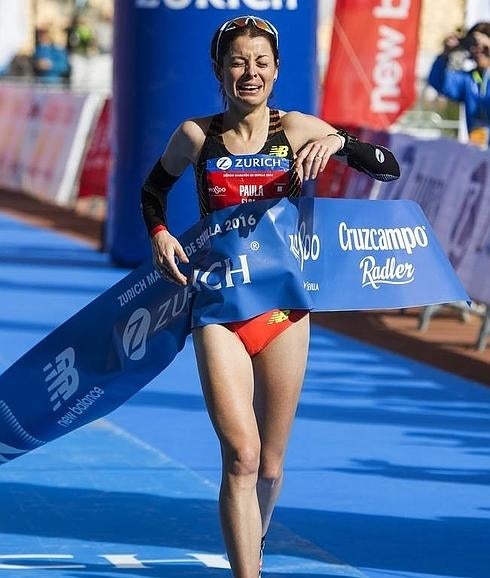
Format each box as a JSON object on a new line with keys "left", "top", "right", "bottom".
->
{"left": 206, "top": 154, "right": 290, "bottom": 210}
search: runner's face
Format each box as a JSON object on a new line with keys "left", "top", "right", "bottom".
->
{"left": 221, "top": 34, "right": 278, "bottom": 108}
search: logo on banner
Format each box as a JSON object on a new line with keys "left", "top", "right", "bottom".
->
{"left": 289, "top": 221, "right": 321, "bottom": 271}
{"left": 338, "top": 222, "right": 428, "bottom": 289}
{"left": 123, "top": 308, "right": 152, "bottom": 361}
{"left": 136, "top": 0, "right": 298, "bottom": 9}
{"left": 359, "top": 256, "right": 415, "bottom": 289}
{"left": 44, "top": 348, "right": 80, "bottom": 411}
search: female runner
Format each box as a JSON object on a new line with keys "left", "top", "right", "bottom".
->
{"left": 141, "top": 15, "right": 399, "bottom": 578}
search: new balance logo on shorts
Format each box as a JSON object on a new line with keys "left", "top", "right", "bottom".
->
{"left": 267, "top": 309, "right": 291, "bottom": 324}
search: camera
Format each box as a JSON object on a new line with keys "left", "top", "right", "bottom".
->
{"left": 447, "top": 41, "right": 470, "bottom": 70}
{"left": 446, "top": 28, "right": 490, "bottom": 70}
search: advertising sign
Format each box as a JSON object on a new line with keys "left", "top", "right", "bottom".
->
{"left": 321, "top": 0, "right": 421, "bottom": 129}
{"left": 0, "top": 198, "right": 468, "bottom": 465}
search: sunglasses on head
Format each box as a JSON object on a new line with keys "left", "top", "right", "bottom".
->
{"left": 214, "top": 15, "right": 279, "bottom": 62}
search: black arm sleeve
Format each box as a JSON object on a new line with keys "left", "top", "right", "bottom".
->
{"left": 140, "top": 159, "right": 179, "bottom": 233}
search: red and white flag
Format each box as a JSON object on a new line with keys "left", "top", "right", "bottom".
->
{"left": 78, "top": 98, "right": 112, "bottom": 199}
{"left": 321, "top": 0, "right": 421, "bottom": 130}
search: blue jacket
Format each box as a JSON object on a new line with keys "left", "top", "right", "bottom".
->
{"left": 428, "top": 54, "right": 490, "bottom": 140}
{"left": 34, "top": 44, "right": 69, "bottom": 83}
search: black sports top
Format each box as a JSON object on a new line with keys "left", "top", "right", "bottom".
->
{"left": 194, "top": 108, "right": 302, "bottom": 218}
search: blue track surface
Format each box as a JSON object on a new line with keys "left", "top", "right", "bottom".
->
{"left": 0, "top": 212, "right": 489, "bottom": 578}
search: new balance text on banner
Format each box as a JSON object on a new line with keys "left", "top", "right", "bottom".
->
{"left": 321, "top": 0, "right": 421, "bottom": 130}
{"left": 0, "top": 199, "right": 468, "bottom": 464}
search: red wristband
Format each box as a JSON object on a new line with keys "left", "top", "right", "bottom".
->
{"left": 150, "top": 224, "right": 168, "bottom": 238}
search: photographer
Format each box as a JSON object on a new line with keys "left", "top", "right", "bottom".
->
{"left": 428, "top": 22, "right": 490, "bottom": 147}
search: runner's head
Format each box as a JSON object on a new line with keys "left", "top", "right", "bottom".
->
{"left": 211, "top": 15, "right": 279, "bottom": 67}
{"left": 210, "top": 15, "right": 280, "bottom": 103}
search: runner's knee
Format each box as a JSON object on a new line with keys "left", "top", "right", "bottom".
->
{"left": 259, "top": 447, "right": 285, "bottom": 481}
{"left": 258, "top": 464, "right": 283, "bottom": 484}
{"left": 223, "top": 443, "right": 260, "bottom": 478}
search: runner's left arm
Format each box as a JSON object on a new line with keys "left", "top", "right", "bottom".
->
{"left": 334, "top": 129, "right": 400, "bottom": 182}
{"left": 284, "top": 112, "right": 399, "bottom": 182}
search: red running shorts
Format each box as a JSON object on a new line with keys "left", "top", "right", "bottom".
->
{"left": 225, "top": 309, "right": 308, "bottom": 357}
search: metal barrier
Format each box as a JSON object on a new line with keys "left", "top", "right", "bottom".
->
{"left": 418, "top": 302, "right": 489, "bottom": 351}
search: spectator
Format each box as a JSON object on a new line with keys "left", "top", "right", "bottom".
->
{"left": 33, "top": 28, "right": 70, "bottom": 85}
{"left": 428, "top": 22, "right": 490, "bottom": 147}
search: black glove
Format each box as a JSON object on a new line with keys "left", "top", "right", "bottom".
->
{"left": 336, "top": 129, "right": 400, "bottom": 182}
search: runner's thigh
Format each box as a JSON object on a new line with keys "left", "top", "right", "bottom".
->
{"left": 192, "top": 324, "right": 259, "bottom": 451}
{"left": 252, "top": 314, "right": 310, "bottom": 462}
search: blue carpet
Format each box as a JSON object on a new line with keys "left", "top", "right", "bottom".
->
{"left": 0, "top": 212, "right": 489, "bottom": 578}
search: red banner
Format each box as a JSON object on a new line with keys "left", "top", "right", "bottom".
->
{"left": 321, "top": 0, "right": 421, "bottom": 130}
{"left": 78, "top": 98, "right": 111, "bottom": 198}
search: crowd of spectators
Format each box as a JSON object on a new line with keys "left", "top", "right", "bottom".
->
{"left": 2, "top": 10, "right": 488, "bottom": 148}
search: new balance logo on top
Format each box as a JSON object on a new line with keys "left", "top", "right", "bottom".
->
{"left": 43, "top": 347, "right": 80, "bottom": 411}
{"left": 268, "top": 145, "right": 289, "bottom": 158}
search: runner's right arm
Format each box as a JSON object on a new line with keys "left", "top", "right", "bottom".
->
{"left": 140, "top": 120, "right": 203, "bottom": 285}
